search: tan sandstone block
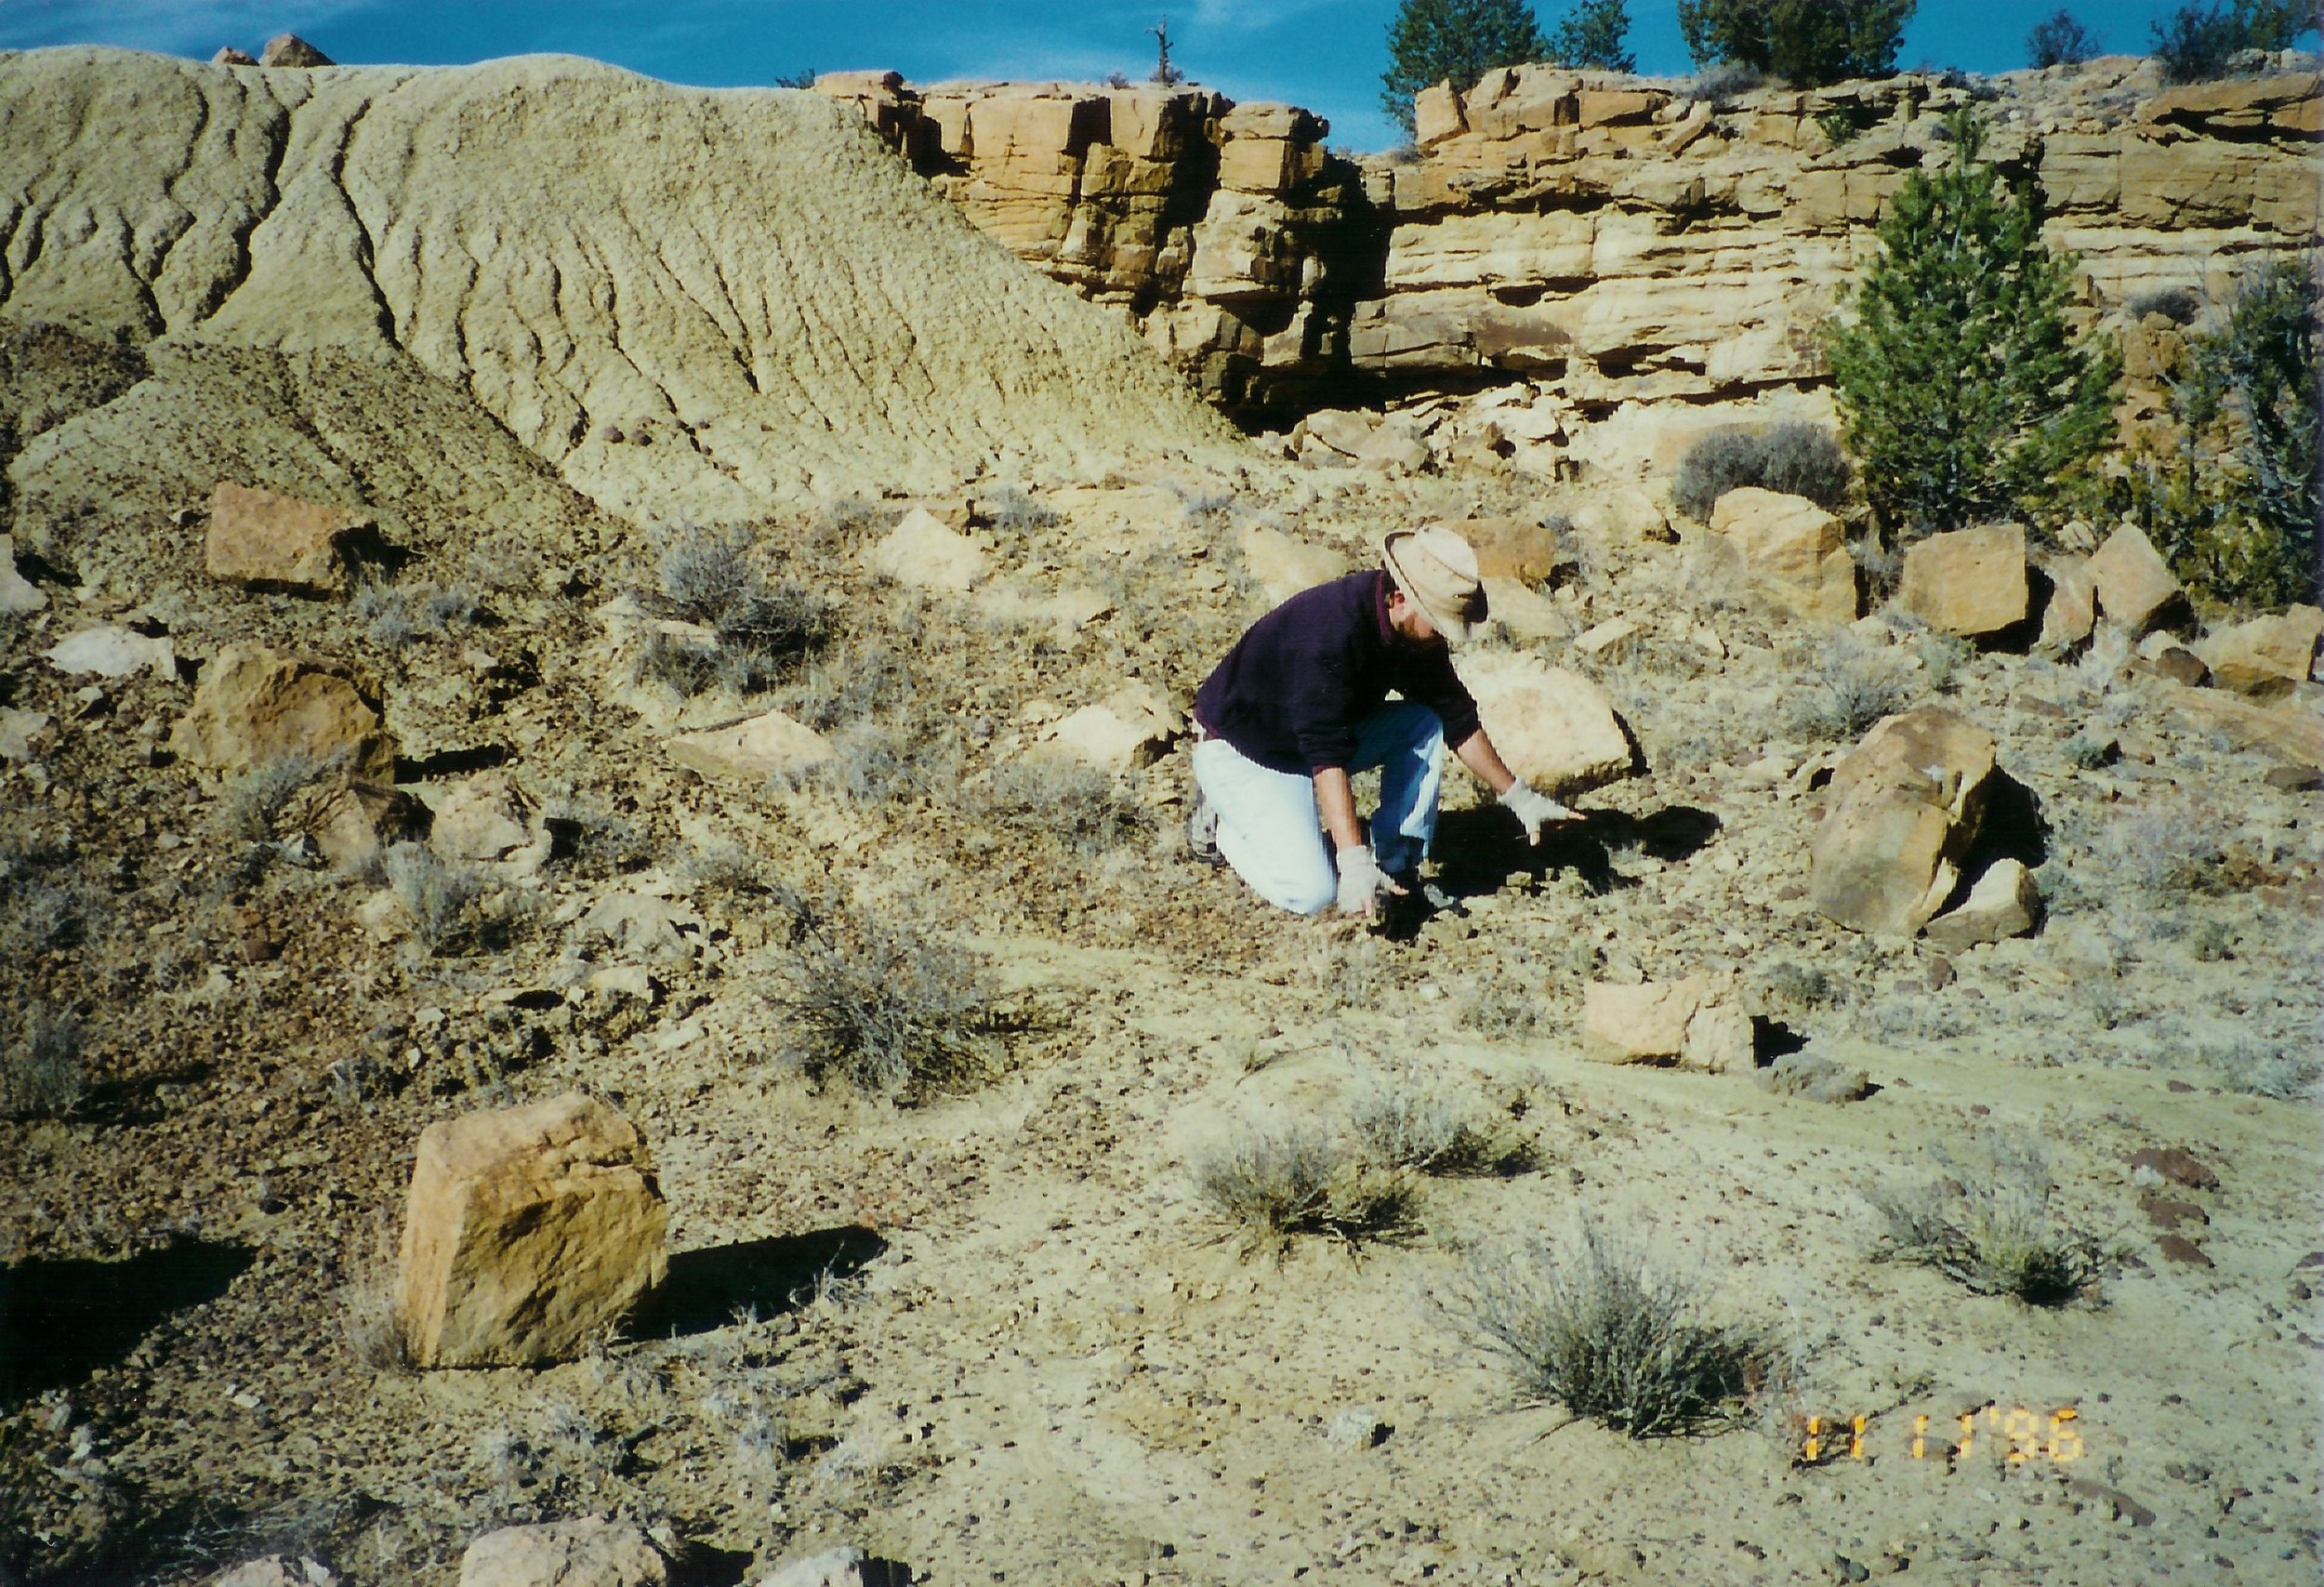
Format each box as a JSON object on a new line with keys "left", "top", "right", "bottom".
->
{"left": 1582, "top": 972, "right": 1752, "bottom": 1072}
{"left": 207, "top": 480, "right": 365, "bottom": 593}
{"left": 1709, "top": 487, "right": 1859, "bottom": 624}
{"left": 396, "top": 1092, "right": 667, "bottom": 1369}
{"left": 1460, "top": 651, "right": 1634, "bottom": 795}
{"left": 2087, "top": 522, "right": 2184, "bottom": 635}
{"left": 1813, "top": 708, "right": 2000, "bottom": 937}
{"left": 1899, "top": 523, "right": 2029, "bottom": 639}
{"left": 666, "top": 708, "right": 834, "bottom": 782}
{"left": 2194, "top": 605, "right": 2323, "bottom": 696}
{"left": 169, "top": 643, "right": 395, "bottom": 778}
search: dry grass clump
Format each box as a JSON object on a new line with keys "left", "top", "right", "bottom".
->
{"left": 640, "top": 522, "right": 830, "bottom": 695}
{"left": 971, "top": 758, "right": 1154, "bottom": 857}
{"left": 1350, "top": 1072, "right": 1529, "bottom": 1177}
{"left": 1443, "top": 1218, "right": 1776, "bottom": 1439}
{"left": 767, "top": 893, "right": 1010, "bottom": 1101}
{"left": 2091, "top": 793, "right": 2234, "bottom": 895}
{"left": 1868, "top": 1137, "right": 2099, "bottom": 1305}
{"left": 2, "top": 1004, "right": 85, "bottom": 1119}
{"left": 352, "top": 579, "right": 487, "bottom": 650}
{"left": 1194, "top": 1126, "right": 1421, "bottom": 1259}
{"left": 2204, "top": 1033, "right": 2321, "bottom": 1100}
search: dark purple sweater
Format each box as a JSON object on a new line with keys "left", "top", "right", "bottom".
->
{"left": 1193, "top": 570, "right": 1482, "bottom": 776}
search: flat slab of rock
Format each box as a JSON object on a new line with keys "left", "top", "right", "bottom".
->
{"left": 667, "top": 708, "right": 833, "bottom": 781}
{"left": 1921, "top": 857, "right": 2042, "bottom": 951}
{"left": 2038, "top": 557, "right": 2097, "bottom": 650}
{"left": 458, "top": 1517, "right": 667, "bottom": 1587}
{"left": 429, "top": 771, "right": 542, "bottom": 866}
{"left": 1899, "top": 523, "right": 2027, "bottom": 638}
{"left": 2165, "top": 683, "right": 2324, "bottom": 769}
{"left": 205, "top": 482, "right": 369, "bottom": 595}
{"left": 0, "top": 708, "right": 52, "bottom": 762}
{"left": 169, "top": 643, "right": 395, "bottom": 778}
{"left": 396, "top": 1092, "right": 667, "bottom": 1369}
{"left": 2195, "top": 605, "right": 2322, "bottom": 696}
{"left": 1581, "top": 972, "right": 1751, "bottom": 1072}
{"left": 1811, "top": 707, "right": 1997, "bottom": 936}
{"left": 1038, "top": 684, "right": 1179, "bottom": 771}
{"left": 2087, "top": 522, "right": 2184, "bottom": 635}
{"left": 0, "top": 535, "right": 46, "bottom": 614}
{"left": 1238, "top": 525, "right": 1346, "bottom": 605}
{"left": 869, "top": 506, "right": 989, "bottom": 592}
{"left": 1461, "top": 651, "right": 1633, "bottom": 795}
{"left": 46, "top": 624, "right": 177, "bottom": 681}
{"left": 1709, "top": 487, "right": 1859, "bottom": 624}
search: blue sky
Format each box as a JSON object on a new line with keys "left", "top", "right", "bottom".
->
{"left": 1, "top": 1, "right": 2310, "bottom": 151}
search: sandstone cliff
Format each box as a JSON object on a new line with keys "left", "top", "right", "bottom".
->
{"left": 0, "top": 48, "right": 1235, "bottom": 537}
{"left": 827, "top": 58, "right": 2318, "bottom": 471}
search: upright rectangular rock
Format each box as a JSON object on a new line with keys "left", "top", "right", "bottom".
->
{"left": 396, "top": 1092, "right": 667, "bottom": 1369}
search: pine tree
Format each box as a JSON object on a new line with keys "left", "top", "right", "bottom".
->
{"left": 1679, "top": 0, "right": 1916, "bottom": 85}
{"left": 1547, "top": 0, "right": 1636, "bottom": 72}
{"left": 1824, "top": 112, "right": 2119, "bottom": 536}
{"left": 1381, "top": 0, "right": 1548, "bottom": 136}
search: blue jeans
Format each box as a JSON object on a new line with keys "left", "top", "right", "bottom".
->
{"left": 1190, "top": 702, "right": 1446, "bottom": 915}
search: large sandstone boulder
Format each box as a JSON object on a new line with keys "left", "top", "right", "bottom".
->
{"left": 458, "top": 1518, "right": 667, "bottom": 1587}
{"left": 2038, "top": 557, "right": 2098, "bottom": 651}
{"left": 1708, "top": 488, "right": 1858, "bottom": 624}
{"left": 1457, "top": 516, "right": 1566, "bottom": 585}
{"left": 2194, "top": 605, "right": 2322, "bottom": 696}
{"left": 1898, "top": 523, "right": 2029, "bottom": 639}
{"left": 205, "top": 482, "right": 369, "bottom": 595}
{"left": 2086, "top": 522, "right": 2185, "bottom": 636}
{"left": 259, "top": 33, "right": 334, "bottom": 67}
{"left": 396, "top": 1092, "right": 667, "bottom": 1369}
{"left": 169, "top": 644, "right": 396, "bottom": 778}
{"left": 1811, "top": 708, "right": 1998, "bottom": 937}
{"left": 1581, "top": 972, "right": 1752, "bottom": 1073}
{"left": 667, "top": 709, "right": 834, "bottom": 782}
{"left": 1459, "top": 651, "right": 1634, "bottom": 795}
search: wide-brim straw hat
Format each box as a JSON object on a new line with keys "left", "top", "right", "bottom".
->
{"left": 1381, "top": 524, "right": 1487, "bottom": 644}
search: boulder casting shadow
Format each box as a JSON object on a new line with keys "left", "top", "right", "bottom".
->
{"left": 629, "top": 1225, "right": 886, "bottom": 1340}
{"left": 0, "top": 1239, "right": 256, "bottom": 1404}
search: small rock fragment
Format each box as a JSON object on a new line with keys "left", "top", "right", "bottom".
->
{"left": 1756, "top": 1051, "right": 1872, "bottom": 1103}
{"left": 46, "top": 625, "right": 177, "bottom": 681}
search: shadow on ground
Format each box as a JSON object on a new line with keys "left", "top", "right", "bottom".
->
{"left": 0, "top": 1239, "right": 256, "bottom": 1404}
{"left": 630, "top": 1225, "right": 887, "bottom": 1340}
{"left": 1429, "top": 802, "right": 1725, "bottom": 905}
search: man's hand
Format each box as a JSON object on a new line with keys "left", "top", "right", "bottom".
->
{"left": 1499, "top": 780, "right": 1579, "bottom": 845}
{"left": 1334, "top": 844, "right": 1406, "bottom": 918}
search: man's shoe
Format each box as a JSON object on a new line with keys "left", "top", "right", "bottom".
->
{"left": 1187, "top": 787, "right": 1224, "bottom": 866}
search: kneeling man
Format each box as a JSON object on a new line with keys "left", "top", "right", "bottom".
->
{"left": 1189, "top": 524, "right": 1575, "bottom": 919}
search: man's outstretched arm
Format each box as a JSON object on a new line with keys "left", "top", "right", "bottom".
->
{"left": 1452, "top": 729, "right": 1579, "bottom": 845}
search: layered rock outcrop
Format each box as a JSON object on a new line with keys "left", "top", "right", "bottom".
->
{"left": 831, "top": 59, "right": 2319, "bottom": 457}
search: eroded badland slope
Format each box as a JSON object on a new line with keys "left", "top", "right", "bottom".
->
{"left": 0, "top": 42, "right": 2319, "bottom": 1587}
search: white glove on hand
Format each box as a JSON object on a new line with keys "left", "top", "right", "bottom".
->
{"left": 1334, "top": 845, "right": 1404, "bottom": 917}
{"left": 1499, "top": 780, "right": 1578, "bottom": 845}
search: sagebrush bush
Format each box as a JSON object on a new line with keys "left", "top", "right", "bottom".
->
{"left": 981, "top": 487, "right": 1063, "bottom": 538}
{"left": 1195, "top": 1126, "right": 1421, "bottom": 1257}
{"left": 1444, "top": 1218, "right": 1776, "bottom": 1438}
{"left": 2205, "top": 1034, "right": 2322, "bottom": 1100}
{"left": 769, "top": 894, "right": 1009, "bottom": 1100}
{"left": 1868, "top": 1138, "right": 2098, "bottom": 1305}
{"left": 1, "top": 1004, "right": 84, "bottom": 1119}
{"left": 381, "top": 842, "right": 488, "bottom": 954}
{"left": 972, "top": 759, "right": 1154, "bottom": 857}
{"left": 0, "top": 830, "right": 86, "bottom": 958}
{"left": 1785, "top": 637, "right": 1911, "bottom": 742}
{"left": 212, "top": 750, "right": 335, "bottom": 844}
{"left": 1672, "top": 423, "right": 1852, "bottom": 522}
{"left": 643, "top": 522, "right": 830, "bottom": 695}
{"left": 352, "top": 580, "right": 486, "bottom": 649}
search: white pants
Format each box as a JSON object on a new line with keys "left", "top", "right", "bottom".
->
{"left": 1191, "top": 702, "right": 1447, "bottom": 916}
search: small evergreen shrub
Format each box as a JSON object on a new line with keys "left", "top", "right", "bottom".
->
{"left": 1672, "top": 423, "right": 1851, "bottom": 521}
{"left": 2152, "top": 1, "right": 2310, "bottom": 84}
{"left": 1444, "top": 1217, "right": 1776, "bottom": 1438}
{"left": 1679, "top": 0, "right": 1916, "bottom": 86}
{"left": 1826, "top": 112, "right": 2118, "bottom": 536}
{"left": 2027, "top": 8, "right": 2102, "bottom": 68}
